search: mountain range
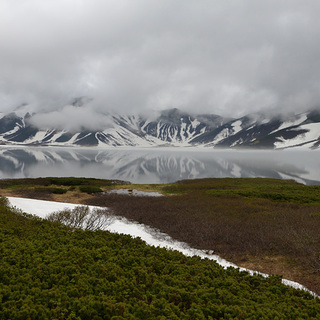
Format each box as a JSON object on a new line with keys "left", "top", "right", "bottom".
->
{"left": 0, "top": 104, "right": 320, "bottom": 149}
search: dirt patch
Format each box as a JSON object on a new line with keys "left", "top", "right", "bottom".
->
{"left": 0, "top": 188, "right": 95, "bottom": 205}
{"left": 50, "top": 191, "right": 94, "bottom": 204}
{"left": 0, "top": 189, "right": 17, "bottom": 197}
{"left": 236, "top": 255, "right": 295, "bottom": 277}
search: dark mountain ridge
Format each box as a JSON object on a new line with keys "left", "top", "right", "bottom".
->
{"left": 0, "top": 107, "right": 319, "bottom": 149}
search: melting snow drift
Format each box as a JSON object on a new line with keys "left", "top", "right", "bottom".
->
{"left": 7, "top": 196, "right": 317, "bottom": 297}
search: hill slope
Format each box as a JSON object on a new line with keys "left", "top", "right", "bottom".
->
{"left": 0, "top": 196, "right": 320, "bottom": 319}
{"left": 0, "top": 105, "right": 320, "bottom": 149}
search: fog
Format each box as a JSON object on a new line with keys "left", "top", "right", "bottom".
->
{"left": 0, "top": 147, "right": 319, "bottom": 184}
{"left": 1, "top": 0, "right": 320, "bottom": 126}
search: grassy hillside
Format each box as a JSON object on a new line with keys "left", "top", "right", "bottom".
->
{"left": 2, "top": 178, "right": 320, "bottom": 294}
{"left": 0, "top": 196, "right": 320, "bottom": 319}
{"left": 86, "top": 178, "right": 320, "bottom": 295}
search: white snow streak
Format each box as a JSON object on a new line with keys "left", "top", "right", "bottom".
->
{"left": 6, "top": 196, "right": 317, "bottom": 297}
{"left": 270, "top": 113, "right": 308, "bottom": 135}
{"left": 274, "top": 123, "right": 320, "bottom": 149}
{"left": 231, "top": 120, "right": 242, "bottom": 134}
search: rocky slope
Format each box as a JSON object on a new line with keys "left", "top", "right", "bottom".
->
{"left": 0, "top": 106, "right": 319, "bottom": 149}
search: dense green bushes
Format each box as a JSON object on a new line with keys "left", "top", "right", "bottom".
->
{"left": 79, "top": 185, "right": 103, "bottom": 194}
{"left": 0, "top": 177, "right": 117, "bottom": 188}
{"left": 86, "top": 178, "right": 320, "bottom": 295}
{"left": 164, "top": 178, "right": 320, "bottom": 205}
{"left": 0, "top": 177, "right": 115, "bottom": 198}
{"left": 2, "top": 176, "right": 320, "bottom": 294}
{"left": 1, "top": 197, "right": 320, "bottom": 319}
{"left": 48, "top": 177, "right": 112, "bottom": 187}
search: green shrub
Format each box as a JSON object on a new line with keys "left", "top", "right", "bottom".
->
{"left": 0, "top": 199, "right": 319, "bottom": 319}
{"left": 49, "top": 177, "right": 91, "bottom": 186}
{"left": 48, "top": 177, "right": 114, "bottom": 187}
{"left": 79, "top": 185, "right": 103, "bottom": 194}
{"left": 51, "top": 187, "right": 67, "bottom": 194}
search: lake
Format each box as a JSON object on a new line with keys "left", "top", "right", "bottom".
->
{"left": 0, "top": 146, "right": 319, "bottom": 185}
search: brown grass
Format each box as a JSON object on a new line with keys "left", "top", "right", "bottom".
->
{"left": 84, "top": 192, "right": 320, "bottom": 294}
{"left": 0, "top": 186, "right": 105, "bottom": 204}
{"left": 2, "top": 178, "right": 320, "bottom": 294}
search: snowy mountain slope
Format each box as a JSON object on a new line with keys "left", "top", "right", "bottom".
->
{"left": 274, "top": 123, "right": 320, "bottom": 149}
{"left": 0, "top": 107, "right": 227, "bottom": 147}
{"left": 193, "top": 110, "right": 320, "bottom": 150}
{"left": 191, "top": 114, "right": 282, "bottom": 147}
{"left": 0, "top": 105, "right": 319, "bottom": 149}
{"left": 141, "top": 109, "right": 223, "bottom": 146}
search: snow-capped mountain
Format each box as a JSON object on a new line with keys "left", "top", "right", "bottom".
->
{"left": 192, "top": 110, "right": 320, "bottom": 150}
{"left": 0, "top": 106, "right": 319, "bottom": 149}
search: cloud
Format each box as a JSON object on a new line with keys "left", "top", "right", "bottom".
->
{"left": 28, "top": 103, "right": 113, "bottom": 132}
{"left": 1, "top": 0, "right": 320, "bottom": 121}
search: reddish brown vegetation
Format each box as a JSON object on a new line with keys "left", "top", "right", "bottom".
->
{"left": 3, "top": 177, "right": 320, "bottom": 294}
{"left": 85, "top": 188, "right": 320, "bottom": 294}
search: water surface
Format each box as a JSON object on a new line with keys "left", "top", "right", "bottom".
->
{"left": 0, "top": 146, "right": 319, "bottom": 185}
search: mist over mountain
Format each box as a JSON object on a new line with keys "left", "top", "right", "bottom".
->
{"left": 0, "top": 104, "right": 319, "bottom": 150}
{"left": 2, "top": 1, "right": 320, "bottom": 119}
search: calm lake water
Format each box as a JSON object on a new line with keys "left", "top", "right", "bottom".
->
{"left": 0, "top": 146, "right": 319, "bottom": 185}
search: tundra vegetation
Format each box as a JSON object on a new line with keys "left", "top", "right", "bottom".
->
{"left": 1, "top": 196, "right": 320, "bottom": 319}
{"left": 1, "top": 177, "right": 320, "bottom": 317}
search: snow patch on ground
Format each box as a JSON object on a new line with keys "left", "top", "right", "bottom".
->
{"left": 6, "top": 196, "right": 317, "bottom": 296}
{"left": 8, "top": 197, "right": 98, "bottom": 219}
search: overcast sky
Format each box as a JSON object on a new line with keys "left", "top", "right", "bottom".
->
{"left": 1, "top": 0, "right": 320, "bottom": 120}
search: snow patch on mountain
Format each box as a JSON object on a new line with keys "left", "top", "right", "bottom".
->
{"left": 270, "top": 113, "right": 308, "bottom": 134}
{"left": 0, "top": 107, "right": 319, "bottom": 149}
{"left": 274, "top": 123, "right": 320, "bottom": 149}
{"left": 231, "top": 120, "right": 242, "bottom": 134}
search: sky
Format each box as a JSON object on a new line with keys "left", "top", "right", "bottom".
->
{"left": 1, "top": 0, "right": 320, "bottom": 122}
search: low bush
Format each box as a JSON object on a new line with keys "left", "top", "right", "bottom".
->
{"left": 47, "top": 205, "right": 113, "bottom": 230}
{"left": 49, "top": 177, "right": 92, "bottom": 186}
{"left": 0, "top": 199, "right": 320, "bottom": 319}
{"left": 51, "top": 187, "right": 67, "bottom": 194}
{"left": 79, "top": 185, "right": 103, "bottom": 194}
{"left": 48, "top": 177, "right": 115, "bottom": 187}
{"left": 86, "top": 178, "right": 320, "bottom": 294}
{"left": 2, "top": 177, "right": 320, "bottom": 296}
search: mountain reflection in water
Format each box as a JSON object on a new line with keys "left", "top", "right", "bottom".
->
{"left": 0, "top": 147, "right": 319, "bottom": 185}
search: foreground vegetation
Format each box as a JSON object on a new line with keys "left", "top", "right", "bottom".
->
{"left": 82, "top": 178, "right": 320, "bottom": 294}
{"left": 2, "top": 177, "right": 320, "bottom": 294}
{"left": 1, "top": 196, "right": 320, "bottom": 319}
